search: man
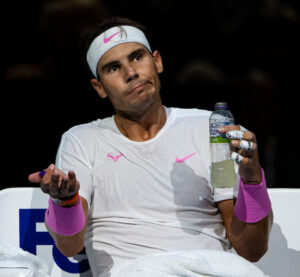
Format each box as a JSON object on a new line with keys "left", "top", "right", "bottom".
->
{"left": 28, "top": 17, "right": 273, "bottom": 276}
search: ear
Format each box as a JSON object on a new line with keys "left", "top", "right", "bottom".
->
{"left": 152, "top": 50, "right": 163, "bottom": 74}
{"left": 90, "top": 78, "right": 108, "bottom": 99}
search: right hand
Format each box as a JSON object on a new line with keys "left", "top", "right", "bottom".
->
{"left": 28, "top": 164, "right": 80, "bottom": 199}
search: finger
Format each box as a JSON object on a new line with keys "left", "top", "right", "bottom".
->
{"left": 68, "top": 171, "right": 78, "bottom": 194}
{"left": 48, "top": 174, "right": 60, "bottom": 198}
{"left": 28, "top": 163, "right": 54, "bottom": 183}
{"left": 60, "top": 176, "right": 69, "bottom": 194}
{"left": 68, "top": 170, "right": 76, "bottom": 180}
{"left": 231, "top": 151, "right": 251, "bottom": 165}
{"left": 42, "top": 164, "right": 56, "bottom": 184}
{"left": 226, "top": 130, "right": 256, "bottom": 142}
{"left": 240, "top": 140, "right": 256, "bottom": 151}
{"left": 240, "top": 126, "right": 249, "bottom": 132}
{"left": 39, "top": 164, "right": 55, "bottom": 193}
{"left": 219, "top": 125, "right": 249, "bottom": 133}
{"left": 218, "top": 125, "right": 240, "bottom": 134}
{"left": 232, "top": 140, "right": 256, "bottom": 151}
{"left": 226, "top": 130, "right": 244, "bottom": 140}
{"left": 68, "top": 183, "right": 78, "bottom": 195}
{"left": 231, "top": 152, "right": 244, "bottom": 164}
{"left": 28, "top": 172, "right": 43, "bottom": 183}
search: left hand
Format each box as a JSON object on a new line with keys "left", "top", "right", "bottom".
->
{"left": 219, "top": 125, "right": 262, "bottom": 184}
{"left": 28, "top": 164, "right": 80, "bottom": 200}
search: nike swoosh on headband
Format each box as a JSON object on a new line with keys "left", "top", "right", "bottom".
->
{"left": 104, "top": 31, "right": 122, "bottom": 43}
{"left": 87, "top": 25, "right": 152, "bottom": 77}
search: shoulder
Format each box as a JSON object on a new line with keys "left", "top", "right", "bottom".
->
{"left": 56, "top": 117, "right": 115, "bottom": 163}
{"left": 170, "top": 107, "right": 212, "bottom": 124}
{"left": 171, "top": 107, "right": 211, "bottom": 118}
{"left": 63, "top": 116, "right": 115, "bottom": 142}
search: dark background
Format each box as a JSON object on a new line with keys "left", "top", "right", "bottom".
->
{"left": 1, "top": 0, "right": 299, "bottom": 190}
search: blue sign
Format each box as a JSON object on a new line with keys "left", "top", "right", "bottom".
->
{"left": 19, "top": 209, "right": 90, "bottom": 274}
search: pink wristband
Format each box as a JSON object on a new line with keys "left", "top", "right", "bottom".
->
{"left": 234, "top": 169, "right": 271, "bottom": 223}
{"left": 45, "top": 196, "right": 86, "bottom": 236}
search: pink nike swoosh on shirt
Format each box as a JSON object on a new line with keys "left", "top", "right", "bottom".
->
{"left": 176, "top": 152, "right": 197, "bottom": 163}
{"left": 104, "top": 31, "right": 122, "bottom": 43}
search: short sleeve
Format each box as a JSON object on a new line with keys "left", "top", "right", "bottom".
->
{"left": 55, "top": 131, "right": 93, "bottom": 209}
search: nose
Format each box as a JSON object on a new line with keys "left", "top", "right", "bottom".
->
{"left": 124, "top": 64, "right": 138, "bottom": 83}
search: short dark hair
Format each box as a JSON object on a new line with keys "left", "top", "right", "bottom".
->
{"left": 79, "top": 16, "right": 153, "bottom": 79}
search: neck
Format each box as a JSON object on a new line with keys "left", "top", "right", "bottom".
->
{"left": 114, "top": 101, "right": 166, "bottom": 142}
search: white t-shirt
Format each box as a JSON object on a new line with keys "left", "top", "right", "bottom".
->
{"left": 55, "top": 107, "right": 239, "bottom": 277}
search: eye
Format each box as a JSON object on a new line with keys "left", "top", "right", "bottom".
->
{"left": 108, "top": 64, "right": 119, "bottom": 73}
{"left": 134, "top": 53, "right": 143, "bottom": 61}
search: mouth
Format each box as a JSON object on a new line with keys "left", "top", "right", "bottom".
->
{"left": 128, "top": 81, "right": 149, "bottom": 95}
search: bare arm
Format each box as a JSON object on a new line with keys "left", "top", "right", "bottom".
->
{"left": 218, "top": 199, "right": 273, "bottom": 262}
{"left": 28, "top": 164, "right": 89, "bottom": 257}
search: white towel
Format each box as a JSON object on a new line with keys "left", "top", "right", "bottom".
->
{"left": 0, "top": 241, "right": 49, "bottom": 277}
{"left": 112, "top": 250, "right": 267, "bottom": 277}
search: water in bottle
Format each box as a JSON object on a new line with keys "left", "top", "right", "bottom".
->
{"left": 209, "top": 102, "right": 236, "bottom": 188}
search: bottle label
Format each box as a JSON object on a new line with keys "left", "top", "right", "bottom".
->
{"left": 211, "top": 159, "right": 236, "bottom": 188}
{"left": 210, "top": 122, "right": 232, "bottom": 143}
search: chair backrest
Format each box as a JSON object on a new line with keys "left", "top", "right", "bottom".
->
{"left": 255, "top": 188, "right": 300, "bottom": 277}
{"left": 0, "top": 187, "right": 92, "bottom": 277}
{"left": 1, "top": 187, "right": 299, "bottom": 277}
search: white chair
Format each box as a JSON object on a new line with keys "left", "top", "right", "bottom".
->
{"left": 0, "top": 187, "right": 92, "bottom": 277}
{"left": 255, "top": 188, "right": 300, "bottom": 277}
{"left": 1, "top": 187, "right": 299, "bottom": 277}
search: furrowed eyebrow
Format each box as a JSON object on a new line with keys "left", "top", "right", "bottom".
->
{"left": 100, "top": 47, "right": 148, "bottom": 73}
{"left": 128, "top": 48, "right": 147, "bottom": 60}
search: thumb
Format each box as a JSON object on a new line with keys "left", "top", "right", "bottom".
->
{"left": 28, "top": 172, "right": 43, "bottom": 183}
{"left": 28, "top": 164, "right": 55, "bottom": 183}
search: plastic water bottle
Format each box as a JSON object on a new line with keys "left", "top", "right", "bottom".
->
{"left": 209, "top": 102, "right": 236, "bottom": 188}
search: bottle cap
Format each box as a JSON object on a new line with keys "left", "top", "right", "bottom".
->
{"left": 215, "top": 102, "right": 228, "bottom": 109}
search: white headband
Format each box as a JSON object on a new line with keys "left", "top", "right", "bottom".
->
{"left": 86, "top": 25, "right": 152, "bottom": 77}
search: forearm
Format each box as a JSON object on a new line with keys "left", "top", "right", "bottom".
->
{"left": 46, "top": 222, "right": 87, "bottom": 257}
{"left": 218, "top": 195, "right": 273, "bottom": 262}
{"left": 218, "top": 127, "right": 273, "bottom": 261}
{"left": 46, "top": 196, "right": 89, "bottom": 257}
{"left": 227, "top": 208, "right": 273, "bottom": 262}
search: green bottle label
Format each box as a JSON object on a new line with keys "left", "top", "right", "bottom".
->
{"left": 211, "top": 160, "right": 236, "bottom": 188}
{"left": 210, "top": 137, "right": 231, "bottom": 143}
{"left": 209, "top": 121, "right": 232, "bottom": 143}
